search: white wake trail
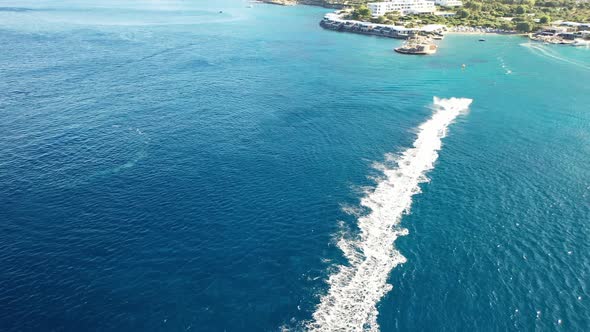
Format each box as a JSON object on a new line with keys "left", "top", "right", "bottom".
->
{"left": 521, "top": 43, "right": 590, "bottom": 71}
{"left": 307, "top": 97, "right": 473, "bottom": 332}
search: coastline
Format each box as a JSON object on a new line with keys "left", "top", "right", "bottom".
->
{"left": 446, "top": 31, "right": 522, "bottom": 36}
{"left": 261, "top": 2, "right": 583, "bottom": 45}
{"left": 318, "top": 11, "right": 524, "bottom": 42}
{"left": 259, "top": 0, "right": 296, "bottom": 6}
{"left": 319, "top": 13, "right": 447, "bottom": 40}
{"left": 259, "top": 0, "right": 346, "bottom": 9}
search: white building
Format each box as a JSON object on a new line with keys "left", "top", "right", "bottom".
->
{"left": 367, "top": 0, "right": 436, "bottom": 17}
{"left": 434, "top": 0, "right": 463, "bottom": 7}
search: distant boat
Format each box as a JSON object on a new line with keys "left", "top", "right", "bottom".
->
{"left": 572, "top": 39, "right": 590, "bottom": 47}
{"left": 479, "top": 39, "right": 486, "bottom": 42}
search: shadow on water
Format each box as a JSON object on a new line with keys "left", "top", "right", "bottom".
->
{"left": 426, "top": 60, "right": 463, "bottom": 69}
{"left": 468, "top": 57, "right": 489, "bottom": 63}
{"left": 0, "top": 7, "right": 34, "bottom": 12}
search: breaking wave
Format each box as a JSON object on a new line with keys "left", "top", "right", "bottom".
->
{"left": 307, "top": 97, "right": 473, "bottom": 332}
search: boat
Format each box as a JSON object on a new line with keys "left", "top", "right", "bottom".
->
{"left": 572, "top": 39, "right": 590, "bottom": 47}
{"left": 432, "top": 32, "right": 444, "bottom": 40}
{"left": 479, "top": 38, "right": 486, "bottom": 42}
{"left": 394, "top": 36, "right": 437, "bottom": 55}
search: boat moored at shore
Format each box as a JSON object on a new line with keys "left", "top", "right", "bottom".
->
{"left": 572, "top": 39, "right": 590, "bottom": 47}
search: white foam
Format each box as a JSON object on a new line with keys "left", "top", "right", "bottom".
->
{"left": 498, "top": 57, "right": 513, "bottom": 75}
{"left": 521, "top": 43, "right": 590, "bottom": 71}
{"left": 307, "top": 97, "right": 472, "bottom": 332}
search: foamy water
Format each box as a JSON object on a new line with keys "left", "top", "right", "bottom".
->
{"left": 521, "top": 43, "right": 590, "bottom": 71}
{"left": 307, "top": 97, "right": 473, "bottom": 332}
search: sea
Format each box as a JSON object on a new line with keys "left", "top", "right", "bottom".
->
{"left": 1, "top": 1, "right": 589, "bottom": 331}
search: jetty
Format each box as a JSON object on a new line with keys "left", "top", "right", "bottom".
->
{"left": 394, "top": 36, "right": 437, "bottom": 55}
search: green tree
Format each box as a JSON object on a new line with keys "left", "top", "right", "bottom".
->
{"left": 516, "top": 21, "right": 533, "bottom": 31}
{"left": 376, "top": 15, "right": 389, "bottom": 24}
{"left": 516, "top": 5, "right": 527, "bottom": 14}
{"left": 386, "top": 10, "right": 400, "bottom": 17}
{"left": 500, "top": 22, "right": 515, "bottom": 30}
{"left": 385, "top": 11, "right": 400, "bottom": 22}
{"left": 351, "top": 5, "right": 371, "bottom": 20}
{"left": 539, "top": 15, "right": 550, "bottom": 23}
{"left": 468, "top": 2, "right": 483, "bottom": 11}
{"left": 456, "top": 8, "right": 471, "bottom": 18}
{"left": 357, "top": 6, "right": 370, "bottom": 18}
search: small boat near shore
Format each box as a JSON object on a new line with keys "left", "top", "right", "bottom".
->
{"left": 572, "top": 39, "right": 590, "bottom": 47}
{"left": 394, "top": 36, "right": 437, "bottom": 55}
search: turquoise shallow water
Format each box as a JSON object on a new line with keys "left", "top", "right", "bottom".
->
{"left": 1, "top": 1, "right": 589, "bottom": 331}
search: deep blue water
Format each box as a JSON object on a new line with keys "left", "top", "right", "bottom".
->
{"left": 1, "top": 1, "right": 589, "bottom": 331}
